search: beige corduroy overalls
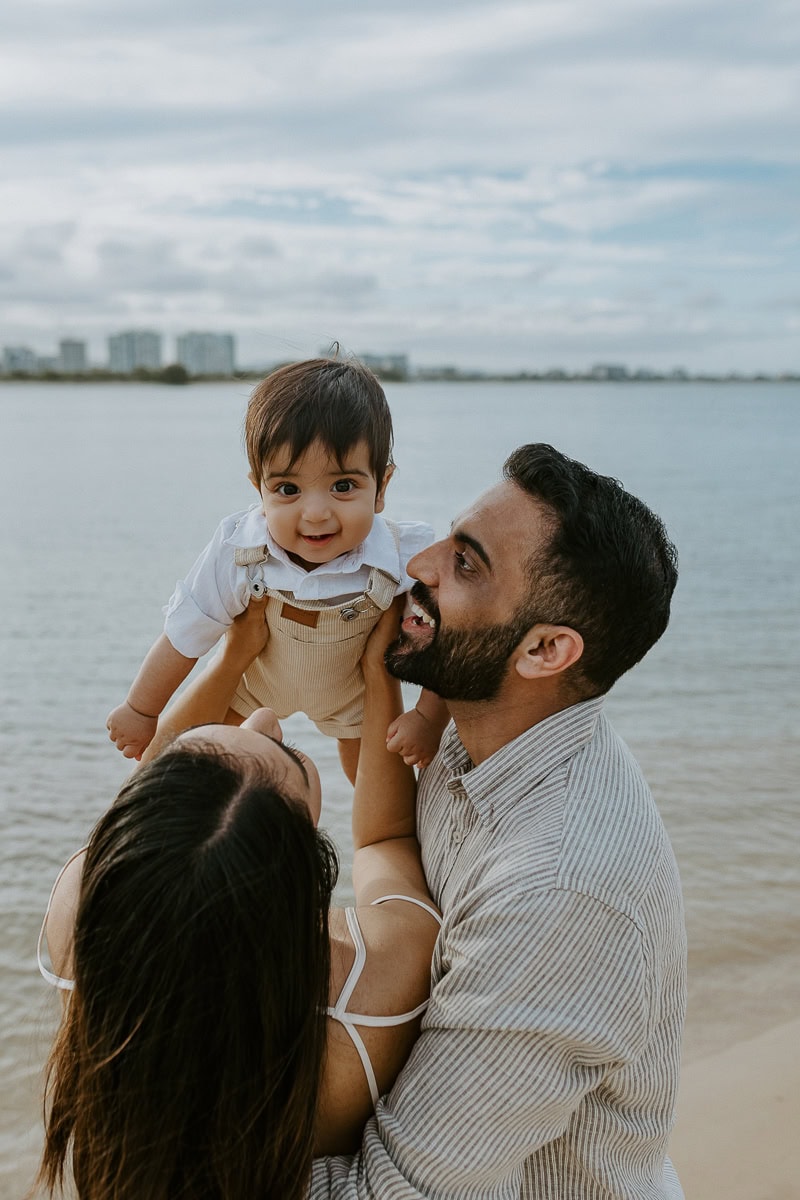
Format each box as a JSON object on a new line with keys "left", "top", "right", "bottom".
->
{"left": 229, "top": 526, "right": 401, "bottom": 738}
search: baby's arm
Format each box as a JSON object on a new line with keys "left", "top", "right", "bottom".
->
{"left": 139, "top": 599, "right": 269, "bottom": 763}
{"left": 106, "top": 634, "right": 197, "bottom": 759}
{"left": 385, "top": 689, "right": 449, "bottom": 769}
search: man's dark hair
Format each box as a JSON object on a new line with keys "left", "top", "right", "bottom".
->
{"left": 504, "top": 443, "right": 678, "bottom": 697}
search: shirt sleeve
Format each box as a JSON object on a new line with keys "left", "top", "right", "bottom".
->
{"left": 309, "top": 886, "right": 650, "bottom": 1198}
{"left": 162, "top": 514, "right": 251, "bottom": 657}
{"left": 394, "top": 522, "right": 435, "bottom": 593}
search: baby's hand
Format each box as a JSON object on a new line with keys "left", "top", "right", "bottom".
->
{"left": 106, "top": 701, "right": 158, "bottom": 760}
{"left": 386, "top": 707, "right": 442, "bottom": 769}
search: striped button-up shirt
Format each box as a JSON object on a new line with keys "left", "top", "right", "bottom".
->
{"left": 311, "top": 697, "right": 687, "bottom": 1199}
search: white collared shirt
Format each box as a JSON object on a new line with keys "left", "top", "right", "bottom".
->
{"left": 163, "top": 506, "right": 434, "bottom": 658}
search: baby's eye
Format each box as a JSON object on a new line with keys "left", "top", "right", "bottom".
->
{"left": 332, "top": 479, "right": 356, "bottom": 494}
{"left": 275, "top": 482, "right": 300, "bottom": 497}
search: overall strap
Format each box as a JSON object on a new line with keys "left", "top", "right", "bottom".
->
{"left": 363, "top": 566, "right": 398, "bottom": 612}
{"left": 233, "top": 546, "right": 269, "bottom": 566}
{"left": 233, "top": 546, "right": 270, "bottom": 598}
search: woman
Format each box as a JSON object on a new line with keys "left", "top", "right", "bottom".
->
{"left": 37, "top": 600, "right": 441, "bottom": 1199}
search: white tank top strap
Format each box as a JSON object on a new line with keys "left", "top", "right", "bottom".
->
{"left": 326, "top": 906, "right": 368, "bottom": 1018}
{"left": 370, "top": 893, "right": 443, "bottom": 925}
{"left": 325, "top": 901, "right": 439, "bottom": 1108}
{"left": 325, "top": 907, "right": 380, "bottom": 1106}
{"left": 37, "top": 849, "right": 84, "bottom": 992}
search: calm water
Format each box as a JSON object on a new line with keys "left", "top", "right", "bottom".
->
{"left": 1, "top": 380, "right": 798, "bottom": 1196}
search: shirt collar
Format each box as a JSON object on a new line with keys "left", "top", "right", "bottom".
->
{"left": 439, "top": 696, "right": 605, "bottom": 827}
{"left": 224, "top": 507, "right": 401, "bottom": 581}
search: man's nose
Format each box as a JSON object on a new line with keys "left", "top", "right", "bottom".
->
{"left": 407, "top": 539, "right": 443, "bottom": 584}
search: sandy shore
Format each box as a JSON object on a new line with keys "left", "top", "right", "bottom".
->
{"left": 669, "top": 1017, "right": 799, "bottom": 1200}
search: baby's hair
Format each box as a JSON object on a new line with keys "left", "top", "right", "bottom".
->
{"left": 245, "top": 358, "right": 394, "bottom": 487}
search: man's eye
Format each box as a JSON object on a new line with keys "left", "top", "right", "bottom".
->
{"left": 454, "top": 550, "right": 473, "bottom": 572}
{"left": 275, "top": 483, "right": 299, "bottom": 496}
{"left": 332, "top": 479, "right": 356, "bottom": 493}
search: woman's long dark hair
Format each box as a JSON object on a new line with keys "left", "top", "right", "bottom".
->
{"left": 39, "top": 741, "right": 338, "bottom": 1200}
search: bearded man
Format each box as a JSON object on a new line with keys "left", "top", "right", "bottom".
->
{"left": 311, "top": 442, "right": 686, "bottom": 1200}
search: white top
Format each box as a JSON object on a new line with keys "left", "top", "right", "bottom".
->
{"left": 164, "top": 508, "right": 435, "bottom": 658}
{"left": 37, "top": 849, "right": 84, "bottom": 992}
{"left": 326, "top": 896, "right": 442, "bottom": 1108}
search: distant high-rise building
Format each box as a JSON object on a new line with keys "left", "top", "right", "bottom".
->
{"left": 108, "top": 330, "right": 162, "bottom": 374}
{"left": 2, "top": 345, "right": 38, "bottom": 374}
{"left": 176, "top": 332, "right": 236, "bottom": 376}
{"left": 59, "top": 338, "right": 88, "bottom": 373}
{"left": 359, "top": 353, "right": 409, "bottom": 379}
{"left": 590, "top": 363, "right": 629, "bottom": 381}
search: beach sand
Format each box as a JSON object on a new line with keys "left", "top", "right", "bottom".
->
{"left": 669, "top": 1017, "right": 800, "bottom": 1200}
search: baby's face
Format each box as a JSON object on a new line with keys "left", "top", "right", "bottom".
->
{"left": 253, "top": 438, "right": 387, "bottom": 571}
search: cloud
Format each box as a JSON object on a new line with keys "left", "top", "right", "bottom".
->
{"left": 0, "top": 0, "right": 797, "bottom": 371}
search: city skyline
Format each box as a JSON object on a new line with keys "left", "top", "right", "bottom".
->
{"left": 2, "top": 327, "right": 796, "bottom": 383}
{"left": 1, "top": 1, "right": 798, "bottom": 374}
{"left": 2, "top": 328, "right": 236, "bottom": 377}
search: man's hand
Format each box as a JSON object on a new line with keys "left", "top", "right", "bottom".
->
{"left": 106, "top": 700, "right": 158, "bottom": 760}
{"left": 386, "top": 706, "right": 440, "bottom": 768}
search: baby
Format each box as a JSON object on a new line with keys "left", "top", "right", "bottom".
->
{"left": 106, "top": 357, "right": 448, "bottom": 781}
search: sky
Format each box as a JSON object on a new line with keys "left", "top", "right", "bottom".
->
{"left": 1, "top": 0, "right": 798, "bottom": 373}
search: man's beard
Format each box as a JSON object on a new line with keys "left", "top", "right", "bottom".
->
{"left": 385, "top": 584, "right": 535, "bottom": 703}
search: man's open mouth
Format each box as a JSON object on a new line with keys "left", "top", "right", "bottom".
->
{"left": 409, "top": 602, "right": 436, "bottom": 629}
{"left": 401, "top": 601, "right": 437, "bottom": 643}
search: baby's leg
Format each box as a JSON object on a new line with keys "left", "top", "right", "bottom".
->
{"left": 337, "top": 737, "right": 361, "bottom": 786}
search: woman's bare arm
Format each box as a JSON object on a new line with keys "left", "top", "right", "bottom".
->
{"left": 140, "top": 599, "right": 268, "bottom": 763}
{"left": 351, "top": 603, "right": 434, "bottom": 907}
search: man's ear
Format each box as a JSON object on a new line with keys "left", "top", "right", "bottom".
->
{"left": 374, "top": 463, "right": 395, "bottom": 514}
{"left": 513, "top": 624, "right": 584, "bottom": 681}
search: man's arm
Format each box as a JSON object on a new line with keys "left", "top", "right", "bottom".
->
{"left": 310, "top": 887, "right": 649, "bottom": 1197}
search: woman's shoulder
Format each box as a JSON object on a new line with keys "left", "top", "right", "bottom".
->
{"left": 319, "top": 898, "right": 441, "bottom": 1154}
{"left": 42, "top": 849, "right": 86, "bottom": 982}
{"left": 330, "top": 897, "right": 440, "bottom": 1017}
